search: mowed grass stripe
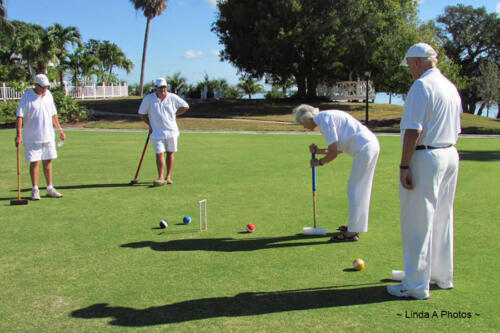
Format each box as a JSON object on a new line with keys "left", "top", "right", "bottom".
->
{"left": 0, "top": 130, "right": 498, "bottom": 332}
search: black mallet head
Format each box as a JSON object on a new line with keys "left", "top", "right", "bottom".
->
{"left": 129, "top": 179, "right": 138, "bottom": 185}
{"left": 10, "top": 199, "right": 28, "bottom": 206}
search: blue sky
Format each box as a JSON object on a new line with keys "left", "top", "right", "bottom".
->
{"left": 5, "top": 0, "right": 500, "bottom": 87}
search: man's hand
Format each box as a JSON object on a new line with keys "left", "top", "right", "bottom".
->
{"left": 59, "top": 131, "right": 66, "bottom": 141}
{"left": 148, "top": 126, "right": 153, "bottom": 134}
{"left": 15, "top": 135, "right": 22, "bottom": 147}
{"left": 310, "top": 158, "right": 320, "bottom": 168}
{"left": 309, "top": 144, "right": 318, "bottom": 154}
{"left": 400, "top": 169, "right": 414, "bottom": 190}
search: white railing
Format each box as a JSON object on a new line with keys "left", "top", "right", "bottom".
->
{"left": 1, "top": 82, "right": 128, "bottom": 101}
{"left": 67, "top": 83, "right": 128, "bottom": 99}
{"left": 318, "top": 81, "right": 376, "bottom": 101}
{"left": 0, "top": 83, "right": 24, "bottom": 101}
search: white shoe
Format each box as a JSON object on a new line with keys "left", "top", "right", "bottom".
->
{"left": 47, "top": 187, "right": 63, "bottom": 198}
{"left": 431, "top": 280, "right": 454, "bottom": 290}
{"left": 31, "top": 188, "right": 40, "bottom": 201}
{"left": 387, "top": 284, "right": 429, "bottom": 300}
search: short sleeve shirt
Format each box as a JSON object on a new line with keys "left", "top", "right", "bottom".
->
{"left": 16, "top": 89, "right": 57, "bottom": 144}
{"left": 313, "top": 110, "right": 377, "bottom": 155}
{"left": 138, "top": 92, "right": 189, "bottom": 140}
{"left": 401, "top": 68, "right": 461, "bottom": 146}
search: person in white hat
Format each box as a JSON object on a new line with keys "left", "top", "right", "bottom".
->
{"left": 138, "top": 78, "right": 189, "bottom": 186}
{"left": 15, "top": 74, "right": 66, "bottom": 200}
{"left": 387, "top": 42, "right": 461, "bottom": 300}
{"left": 294, "top": 104, "right": 380, "bottom": 242}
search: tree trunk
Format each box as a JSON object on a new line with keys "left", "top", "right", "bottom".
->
{"left": 295, "top": 73, "right": 306, "bottom": 99}
{"left": 497, "top": 103, "right": 500, "bottom": 119}
{"left": 476, "top": 103, "right": 485, "bottom": 116}
{"left": 389, "top": 92, "right": 392, "bottom": 104}
{"left": 306, "top": 75, "right": 318, "bottom": 99}
{"left": 59, "top": 70, "right": 64, "bottom": 89}
{"left": 139, "top": 18, "right": 151, "bottom": 97}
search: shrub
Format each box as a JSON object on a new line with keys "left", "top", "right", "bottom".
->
{"left": 0, "top": 101, "right": 18, "bottom": 119}
{"left": 51, "top": 88, "right": 87, "bottom": 123}
{"left": 265, "top": 86, "right": 286, "bottom": 100}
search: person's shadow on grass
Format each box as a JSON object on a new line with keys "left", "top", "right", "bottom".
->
{"left": 71, "top": 284, "right": 394, "bottom": 326}
{"left": 121, "top": 234, "right": 334, "bottom": 252}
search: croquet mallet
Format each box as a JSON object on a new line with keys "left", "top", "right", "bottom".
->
{"left": 11, "top": 143, "right": 28, "bottom": 206}
{"left": 129, "top": 133, "right": 150, "bottom": 185}
{"left": 303, "top": 152, "right": 326, "bottom": 235}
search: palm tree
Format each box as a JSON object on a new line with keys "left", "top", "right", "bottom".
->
{"left": 129, "top": 0, "right": 168, "bottom": 96}
{"left": 47, "top": 23, "right": 82, "bottom": 88}
{"left": 100, "top": 41, "right": 133, "bottom": 84}
{"left": 167, "top": 72, "right": 188, "bottom": 93}
{"left": 238, "top": 75, "right": 264, "bottom": 99}
{"left": 68, "top": 47, "right": 100, "bottom": 86}
{"left": 0, "top": 0, "right": 12, "bottom": 30}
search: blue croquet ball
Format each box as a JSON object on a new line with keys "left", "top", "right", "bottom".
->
{"left": 183, "top": 216, "right": 192, "bottom": 224}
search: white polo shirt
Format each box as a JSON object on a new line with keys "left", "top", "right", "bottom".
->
{"left": 401, "top": 68, "right": 461, "bottom": 146}
{"left": 314, "top": 110, "right": 376, "bottom": 155}
{"left": 16, "top": 89, "right": 57, "bottom": 144}
{"left": 138, "top": 92, "right": 189, "bottom": 140}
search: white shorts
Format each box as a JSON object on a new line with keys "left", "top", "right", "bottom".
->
{"left": 152, "top": 137, "right": 178, "bottom": 154}
{"left": 24, "top": 141, "right": 57, "bottom": 162}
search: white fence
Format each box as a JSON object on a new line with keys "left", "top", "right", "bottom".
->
{"left": 0, "top": 83, "right": 23, "bottom": 101}
{"left": 66, "top": 83, "right": 128, "bottom": 99}
{"left": 1, "top": 82, "right": 128, "bottom": 101}
{"left": 317, "top": 81, "right": 376, "bottom": 101}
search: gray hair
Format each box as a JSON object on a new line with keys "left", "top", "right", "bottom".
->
{"left": 293, "top": 104, "right": 319, "bottom": 124}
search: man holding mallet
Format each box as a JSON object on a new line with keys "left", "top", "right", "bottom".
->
{"left": 15, "top": 74, "right": 66, "bottom": 200}
{"left": 138, "top": 78, "right": 189, "bottom": 186}
{"left": 387, "top": 43, "right": 461, "bottom": 300}
{"left": 294, "top": 104, "right": 380, "bottom": 242}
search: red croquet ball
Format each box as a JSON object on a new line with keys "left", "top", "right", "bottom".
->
{"left": 246, "top": 223, "right": 256, "bottom": 233}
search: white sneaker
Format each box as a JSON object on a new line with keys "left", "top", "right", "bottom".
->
{"left": 431, "top": 280, "right": 454, "bottom": 290}
{"left": 47, "top": 187, "right": 63, "bottom": 198}
{"left": 387, "top": 284, "right": 429, "bottom": 300}
{"left": 31, "top": 188, "right": 40, "bottom": 201}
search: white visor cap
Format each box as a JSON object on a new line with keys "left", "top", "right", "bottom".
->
{"left": 155, "top": 78, "right": 167, "bottom": 87}
{"left": 34, "top": 74, "right": 50, "bottom": 87}
{"left": 401, "top": 42, "right": 437, "bottom": 66}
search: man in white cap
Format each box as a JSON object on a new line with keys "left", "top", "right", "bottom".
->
{"left": 15, "top": 74, "right": 66, "bottom": 200}
{"left": 387, "top": 43, "right": 461, "bottom": 299}
{"left": 138, "top": 78, "right": 189, "bottom": 186}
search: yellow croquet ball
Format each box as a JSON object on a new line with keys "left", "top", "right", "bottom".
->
{"left": 352, "top": 258, "right": 365, "bottom": 271}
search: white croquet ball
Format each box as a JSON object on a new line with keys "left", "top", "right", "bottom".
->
{"left": 159, "top": 220, "right": 168, "bottom": 229}
{"left": 352, "top": 258, "right": 365, "bottom": 271}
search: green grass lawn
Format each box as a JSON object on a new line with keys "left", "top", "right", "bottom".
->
{"left": 0, "top": 129, "right": 499, "bottom": 332}
{"left": 78, "top": 98, "right": 500, "bottom": 134}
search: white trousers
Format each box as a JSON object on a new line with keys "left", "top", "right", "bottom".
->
{"left": 400, "top": 147, "right": 459, "bottom": 296}
{"left": 347, "top": 139, "right": 380, "bottom": 233}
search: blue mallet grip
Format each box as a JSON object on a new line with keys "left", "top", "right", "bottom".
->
{"left": 312, "top": 153, "right": 317, "bottom": 191}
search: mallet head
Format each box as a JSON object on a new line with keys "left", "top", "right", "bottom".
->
{"left": 129, "top": 179, "right": 138, "bottom": 185}
{"left": 10, "top": 199, "right": 28, "bottom": 206}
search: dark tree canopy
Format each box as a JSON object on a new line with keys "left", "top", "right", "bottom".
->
{"left": 437, "top": 4, "right": 500, "bottom": 113}
{"left": 213, "top": 0, "right": 419, "bottom": 98}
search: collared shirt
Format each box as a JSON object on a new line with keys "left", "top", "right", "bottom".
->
{"left": 401, "top": 68, "right": 461, "bottom": 147}
{"left": 16, "top": 89, "right": 57, "bottom": 144}
{"left": 138, "top": 92, "right": 189, "bottom": 140}
{"left": 314, "top": 110, "right": 377, "bottom": 155}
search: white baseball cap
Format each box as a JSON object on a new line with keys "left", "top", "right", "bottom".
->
{"left": 34, "top": 74, "right": 50, "bottom": 87}
{"left": 155, "top": 78, "right": 167, "bottom": 87}
{"left": 401, "top": 42, "right": 438, "bottom": 66}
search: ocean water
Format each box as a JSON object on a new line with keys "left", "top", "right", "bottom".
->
{"left": 375, "top": 93, "right": 498, "bottom": 119}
